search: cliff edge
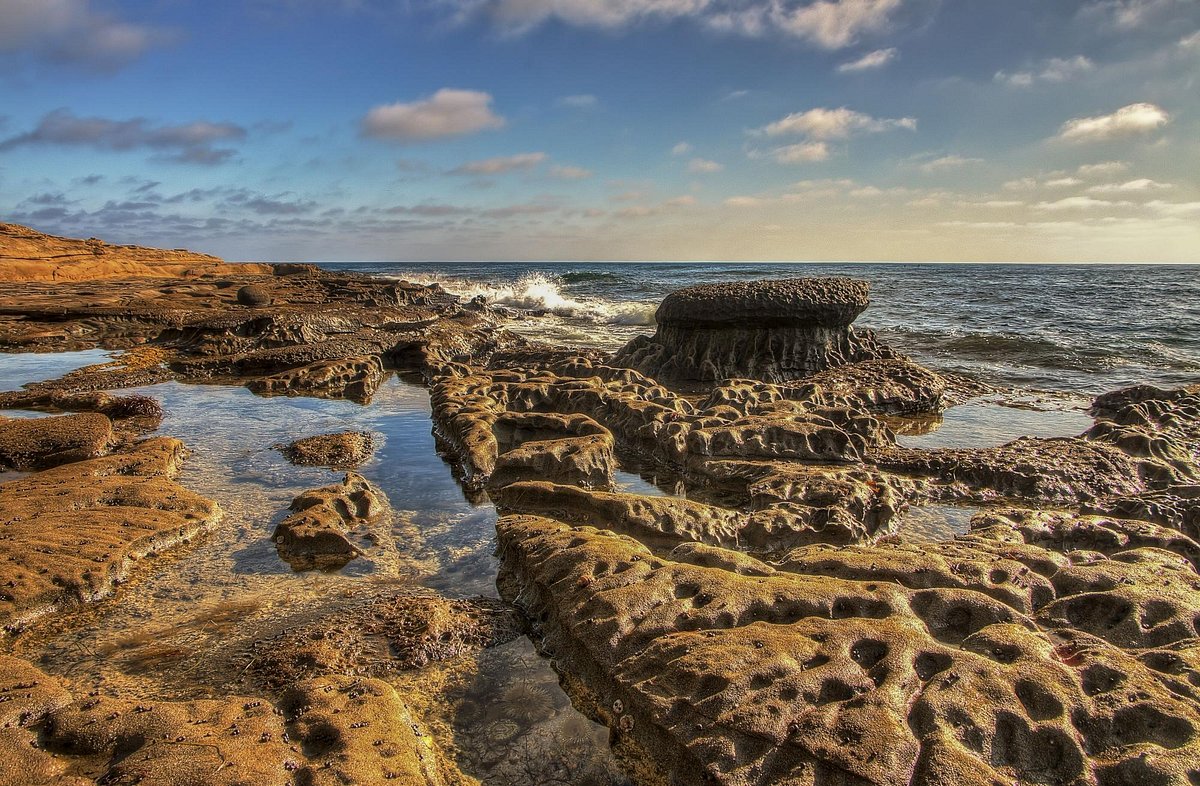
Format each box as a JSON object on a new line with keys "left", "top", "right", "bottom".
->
{"left": 0, "top": 222, "right": 273, "bottom": 282}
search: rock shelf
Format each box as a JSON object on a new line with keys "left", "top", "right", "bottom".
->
{"left": 1, "top": 226, "right": 1198, "bottom": 786}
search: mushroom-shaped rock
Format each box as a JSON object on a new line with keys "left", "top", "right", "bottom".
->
{"left": 613, "top": 277, "right": 892, "bottom": 386}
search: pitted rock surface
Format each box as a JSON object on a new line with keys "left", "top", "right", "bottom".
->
{"left": 613, "top": 277, "right": 894, "bottom": 385}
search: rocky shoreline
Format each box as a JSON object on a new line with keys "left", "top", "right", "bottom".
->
{"left": 1, "top": 225, "right": 1198, "bottom": 785}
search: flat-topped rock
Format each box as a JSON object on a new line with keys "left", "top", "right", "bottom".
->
{"left": 614, "top": 277, "right": 894, "bottom": 386}
{"left": 655, "top": 277, "right": 870, "bottom": 327}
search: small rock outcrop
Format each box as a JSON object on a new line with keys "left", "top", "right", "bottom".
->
{"left": 613, "top": 277, "right": 892, "bottom": 385}
{"left": 0, "top": 412, "right": 114, "bottom": 470}
{"left": 273, "top": 472, "right": 388, "bottom": 571}
{"left": 277, "top": 431, "right": 376, "bottom": 467}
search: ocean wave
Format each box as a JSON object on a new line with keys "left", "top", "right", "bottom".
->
{"left": 387, "top": 271, "right": 658, "bottom": 327}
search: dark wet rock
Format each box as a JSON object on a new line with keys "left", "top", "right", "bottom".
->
{"left": 277, "top": 430, "right": 376, "bottom": 468}
{"left": 247, "top": 353, "right": 386, "bottom": 403}
{"left": 0, "top": 412, "right": 114, "bottom": 470}
{"left": 0, "top": 389, "right": 162, "bottom": 421}
{"left": 236, "top": 283, "right": 271, "bottom": 306}
{"left": 0, "top": 438, "right": 219, "bottom": 631}
{"left": 0, "top": 654, "right": 458, "bottom": 786}
{"left": 250, "top": 590, "right": 520, "bottom": 689}
{"left": 273, "top": 472, "right": 388, "bottom": 571}
{"left": 613, "top": 277, "right": 896, "bottom": 385}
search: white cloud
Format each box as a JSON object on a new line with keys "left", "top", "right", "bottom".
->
{"left": 1044, "top": 177, "right": 1083, "bottom": 188}
{"left": 459, "top": 0, "right": 911, "bottom": 48}
{"left": 1077, "top": 160, "right": 1129, "bottom": 177}
{"left": 1003, "top": 177, "right": 1040, "bottom": 191}
{"left": 919, "top": 154, "right": 982, "bottom": 173}
{"left": 1055, "top": 102, "right": 1169, "bottom": 143}
{"left": 1088, "top": 178, "right": 1172, "bottom": 193}
{"left": 995, "top": 55, "right": 1094, "bottom": 87}
{"left": 0, "top": 0, "right": 172, "bottom": 69}
{"left": 363, "top": 89, "right": 505, "bottom": 142}
{"left": 762, "top": 106, "right": 916, "bottom": 139}
{"left": 836, "top": 47, "right": 897, "bottom": 72}
{"left": 688, "top": 157, "right": 724, "bottom": 173}
{"left": 752, "top": 0, "right": 905, "bottom": 48}
{"left": 559, "top": 94, "right": 598, "bottom": 108}
{"left": 724, "top": 195, "right": 765, "bottom": 207}
{"left": 1035, "top": 196, "right": 1129, "bottom": 211}
{"left": 772, "top": 141, "right": 831, "bottom": 163}
{"left": 1145, "top": 200, "right": 1200, "bottom": 217}
{"left": 671, "top": 141, "right": 693, "bottom": 156}
{"left": 450, "top": 152, "right": 546, "bottom": 175}
{"left": 550, "top": 164, "right": 593, "bottom": 179}
{"left": 1181, "top": 30, "right": 1200, "bottom": 48}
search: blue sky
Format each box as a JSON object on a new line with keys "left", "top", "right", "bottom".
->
{"left": 1, "top": 0, "right": 1197, "bottom": 262}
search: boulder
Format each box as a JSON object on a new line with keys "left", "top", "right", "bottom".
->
{"left": 236, "top": 283, "right": 272, "bottom": 306}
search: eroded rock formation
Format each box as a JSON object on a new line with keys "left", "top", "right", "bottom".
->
{"left": 613, "top": 278, "right": 895, "bottom": 385}
{"left": 273, "top": 472, "right": 391, "bottom": 571}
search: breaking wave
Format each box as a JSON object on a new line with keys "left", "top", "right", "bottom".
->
{"left": 388, "top": 271, "right": 657, "bottom": 327}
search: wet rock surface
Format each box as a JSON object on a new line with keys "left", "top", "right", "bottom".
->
{"left": 249, "top": 590, "right": 521, "bottom": 689}
{"left": 0, "top": 654, "right": 459, "bottom": 786}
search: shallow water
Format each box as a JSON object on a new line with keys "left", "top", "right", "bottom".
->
{"left": 3, "top": 369, "right": 626, "bottom": 784}
{"left": 0, "top": 349, "right": 111, "bottom": 391}
{"left": 895, "top": 400, "right": 1093, "bottom": 450}
{"left": 896, "top": 503, "right": 984, "bottom": 541}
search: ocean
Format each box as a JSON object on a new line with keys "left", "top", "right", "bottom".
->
{"left": 322, "top": 262, "right": 1200, "bottom": 398}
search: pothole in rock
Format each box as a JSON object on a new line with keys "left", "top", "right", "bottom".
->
{"left": 893, "top": 399, "right": 1093, "bottom": 450}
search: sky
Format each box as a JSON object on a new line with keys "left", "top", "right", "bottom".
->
{"left": 1, "top": 0, "right": 1198, "bottom": 263}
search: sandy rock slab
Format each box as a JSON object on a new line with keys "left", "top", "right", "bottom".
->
{"left": 496, "top": 514, "right": 1200, "bottom": 786}
{"left": 0, "top": 412, "right": 114, "bottom": 470}
{"left": 276, "top": 430, "right": 377, "bottom": 468}
{"left": 0, "top": 437, "right": 220, "bottom": 631}
{"left": 0, "top": 654, "right": 459, "bottom": 786}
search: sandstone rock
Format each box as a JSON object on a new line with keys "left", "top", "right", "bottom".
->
{"left": 496, "top": 514, "right": 1200, "bottom": 786}
{"left": 0, "top": 654, "right": 457, "bottom": 786}
{"left": 236, "top": 283, "right": 272, "bottom": 306}
{"left": 277, "top": 430, "right": 376, "bottom": 467}
{"left": 247, "top": 354, "right": 386, "bottom": 403}
{"left": 613, "top": 278, "right": 895, "bottom": 385}
{"left": 0, "top": 222, "right": 273, "bottom": 283}
{"left": 0, "top": 437, "right": 220, "bottom": 630}
{"left": 0, "top": 389, "right": 163, "bottom": 424}
{"left": 0, "top": 412, "right": 114, "bottom": 470}
{"left": 273, "top": 472, "right": 387, "bottom": 571}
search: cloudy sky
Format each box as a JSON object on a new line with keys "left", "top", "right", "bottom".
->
{"left": 1, "top": 0, "right": 1197, "bottom": 262}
